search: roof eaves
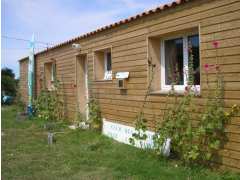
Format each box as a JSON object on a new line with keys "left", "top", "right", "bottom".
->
{"left": 19, "top": 0, "right": 193, "bottom": 60}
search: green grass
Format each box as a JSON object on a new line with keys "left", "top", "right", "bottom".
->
{"left": 2, "top": 106, "right": 240, "bottom": 180}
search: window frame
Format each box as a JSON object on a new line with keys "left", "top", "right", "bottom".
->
{"left": 160, "top": 34, "right": 200, "bottom": 93}
{"left": 51, "top": 63, "right": 55, "bottom": 82}
{"left": 103, "top": 50, "right": 112, "bottom": 80}
{"left": 44, "top": 61, "right": 54, "bottom": 90}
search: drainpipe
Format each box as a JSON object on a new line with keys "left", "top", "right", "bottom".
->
{"left": 27, "top": 34, "right": 35, "bottom": 116}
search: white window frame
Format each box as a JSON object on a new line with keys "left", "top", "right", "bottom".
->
{"left": 104, "top": 50, "right": 112, "bottom": 80}
{"left": 160, "top": 35, "right": 200, "bottom": 93}
{"left": 51, "top": 63, "right": 54, "bottom": 82}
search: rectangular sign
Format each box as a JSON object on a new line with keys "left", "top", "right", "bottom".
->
{"left": 115, "top": 72, "right": 129, "bottom": 79}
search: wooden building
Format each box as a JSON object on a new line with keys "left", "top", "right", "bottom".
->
{"left": 19, "top": 0, "right": 240, "bottom": 171}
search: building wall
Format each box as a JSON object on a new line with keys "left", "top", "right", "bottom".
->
{"left": 19, "top": 0, "right": 240, "bottom": 171}
{"left": 19, "top": 58, "right": 29, "bottom": 105}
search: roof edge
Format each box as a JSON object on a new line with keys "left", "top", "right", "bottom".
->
{"left": 19, "top": 0, "right": 193, "bottom": 61}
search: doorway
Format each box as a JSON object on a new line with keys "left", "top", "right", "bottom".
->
{"left": 76, "top": 54, "right": 88, "bottom": 120}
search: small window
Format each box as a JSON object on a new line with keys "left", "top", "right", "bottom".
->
{"left": 51, "top": 63, "right": 56, "bottom": 82}
{"left": 161, "top": 34, "right": 200, "bottom": 92}
{"left": 44, "top": 62, "right": 56, "bottom": 90}
{"left": 104, "top": 51, "right": 112, "bottom": 80}
{"left": 94, "top": 48, "right": 112, "bottom": 80}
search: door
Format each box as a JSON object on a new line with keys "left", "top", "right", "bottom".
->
{"left": 76, "top": 54, "right": 88, "bottom": 120}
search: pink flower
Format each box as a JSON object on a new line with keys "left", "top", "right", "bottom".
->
{"left": 204, "top": 63, "right": 220, "bottom": 72}
{"left": 204, "top": 64, "right": 209, "bottom": 71}
{"left": 212, "top": 41, "right": 219, "bottom": 48}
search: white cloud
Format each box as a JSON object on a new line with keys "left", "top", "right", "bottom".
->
{"left": 2, "top": 0, "right": 174, "bottom": 77}
{"left": 3, "top": 0, "right": 122, "bottom": 43}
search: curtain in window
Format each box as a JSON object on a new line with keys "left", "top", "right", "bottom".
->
{"left": 165, "top": 38, "right": 183, "bottom": 85}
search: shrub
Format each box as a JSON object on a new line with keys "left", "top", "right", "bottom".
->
{"left": 33, "top": 81, "right": 64, "bottom": 122}
{"left": 88, "top": 98, "right": 102, "bottom": 130}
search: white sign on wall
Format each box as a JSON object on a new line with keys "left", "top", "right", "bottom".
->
{"left": 115, "top": 72, "right": 129, "bottom": 79}
{"left": 102, "top": 119, "right": 155, "bottom": 148}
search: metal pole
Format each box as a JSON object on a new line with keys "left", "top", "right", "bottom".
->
{"left": 27, "top": 34, "right": 35, "bottom": 116}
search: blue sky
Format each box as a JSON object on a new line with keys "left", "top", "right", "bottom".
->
{"left": 1, "top": 0, "right": 174, "bottom": 78}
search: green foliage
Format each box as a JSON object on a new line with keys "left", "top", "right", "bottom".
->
{"left": 75, "top": 111, "right": 86, "bottom": 124}
{"left": 88, "top": 98, "right": 102, "bottom": 130}
{"left": 1, "top": 68, "right": 17, "bottom": 96}
{"left": 154, "top": 91, "right": 195, "bottom": 162}
{"left": 74, "top": 98, "right": 87, "bottom": 127}
{"left": 153, "top": 47, "right": 240, "bottom": 165}
{"left": 2, "top": 67, "right": 15, "bottom": 78}
{"left": 194, "top": 69, "right": 239, "bottom": 164}
{"left": 3, "top": 105, "right": 240, "bottom": 179}
{"left": 33, "top": 81, "right": 64, "bottom": 122}
{"left": 132, "top": 42, "right": 240, "bottom": 167}
{"left": 129, "top": 112, "right": 148, "bottom": 147}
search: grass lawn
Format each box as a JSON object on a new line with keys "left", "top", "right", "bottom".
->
{"left": 2, "top": 106, "right": 240, "bottom": 180}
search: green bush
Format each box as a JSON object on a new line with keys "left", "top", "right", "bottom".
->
{"left": 88, "top": 98, "right": 102, "bottom": 130}
{"left": 33, "top": 81, "right": 64, "bottom": 122}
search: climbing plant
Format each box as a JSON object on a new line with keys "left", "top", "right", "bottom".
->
{"left": 34, "top": 80, "right": 64, "bottom": 122}
{"left": 153, "top": 40, "right": 196, "bottom": 162}
{"left": 131, "top": 40, "right": 240, "bottom": 166}
{"left": 154, "top": 40, "right": 239, "bottom": 165}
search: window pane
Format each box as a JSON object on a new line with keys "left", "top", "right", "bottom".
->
{"left": 106, "top": 52, "right": 112, "bottom": 71}
{"left": 51, "top": 63, "right": 56, "bottom": 81}
{"left": 188, "top": 35, "right": 200, "bottom": 85}
{"left": 165, "top": 38, "right": 183, "bottom": 85}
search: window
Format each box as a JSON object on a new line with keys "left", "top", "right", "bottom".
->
{"left": 161, "top": 34, "right": 200, "bottom": 92}
{"left": 94, "top": 48, "right": 112, "bottom": 80}
{"left": 44, "top": 62, "right": 56, "bottom": 90}
{"left": 51, "top": 63, "right": 56, "bottom": 82}
{"left": 104, "top": 51, "right": 112, "bottom": 80}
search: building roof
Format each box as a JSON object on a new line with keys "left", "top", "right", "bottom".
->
{"left": 19, "top": 0, "right": 193, "bottom": 61}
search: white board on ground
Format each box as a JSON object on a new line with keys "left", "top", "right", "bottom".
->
{"left": 102, "top": 118, "right": 155, "bottom": 149}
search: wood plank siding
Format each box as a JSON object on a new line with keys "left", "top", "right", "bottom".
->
{"left": 19, "top": 58, "right": 29, "bottom": 105}
{"left": 19, "top": 0, "right": 240, "bottom": 171}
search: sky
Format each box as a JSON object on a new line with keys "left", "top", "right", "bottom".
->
{"left": 1, "top": 0, "right": 174, "bottom": 78}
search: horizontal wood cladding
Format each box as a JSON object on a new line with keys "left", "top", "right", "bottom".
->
{"left": 19, "top": 59, "right": 29, "bottom": 105}
{"left": 19, "top": 0, "right": 240, "bottom": 171}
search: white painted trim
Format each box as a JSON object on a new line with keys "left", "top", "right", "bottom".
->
{"left": 160, "top": 40, "right": 165, "bottom": 91}
{"left": 104, "top": 50, "right": 112, "bottom": 80}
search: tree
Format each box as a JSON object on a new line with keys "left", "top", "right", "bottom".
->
{"left": 1, "top": 68, "right": 17, "bottom": 96}
{"left": 2, "top": 68, "right": 15, "bottom": 78}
